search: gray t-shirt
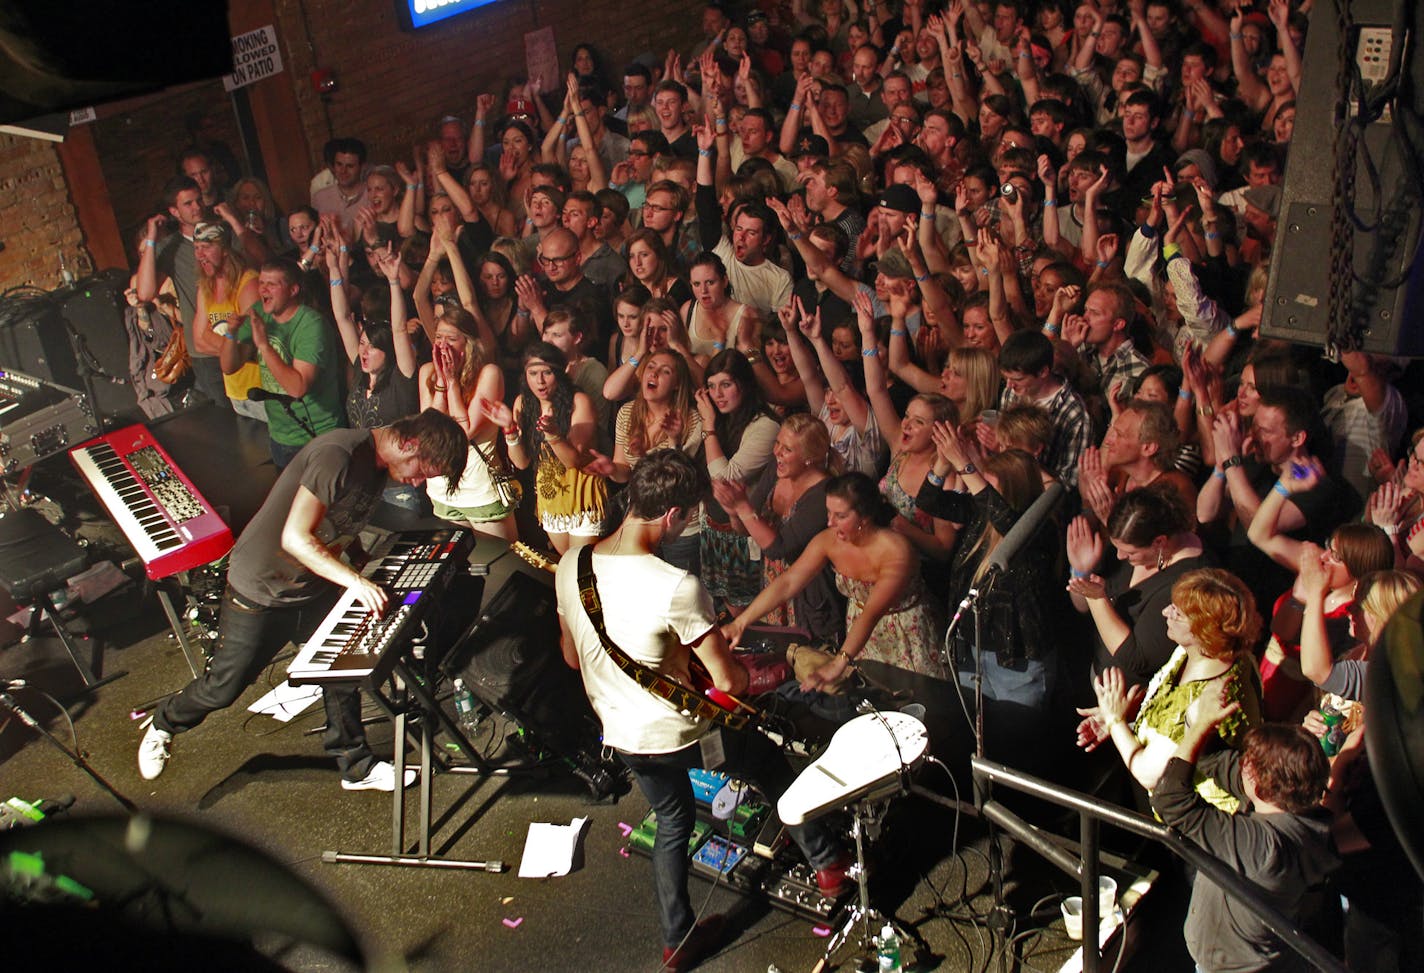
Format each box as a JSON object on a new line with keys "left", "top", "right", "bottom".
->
{"left": 227, "top": 429, "right": 384, "bottom": 607}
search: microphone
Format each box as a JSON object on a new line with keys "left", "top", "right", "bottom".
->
{"left": 247, "top": 387, "right": 295, "bottom": 405}
{"left": 986, "top": 481, "right": 1065, "bottom": 576}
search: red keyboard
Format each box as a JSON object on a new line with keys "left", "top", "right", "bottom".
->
{"left": 70, "top": 425, "right": 235, "bottom": 579}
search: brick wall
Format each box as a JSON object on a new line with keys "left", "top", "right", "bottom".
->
{"left": 275, "top": 0, "right": 705, "bottom": 175}
{"left": 0, "top": 134, "right": 91, "bottom": 291}
{"left": 89, "top": 83, "right": 247, "bottom": 260}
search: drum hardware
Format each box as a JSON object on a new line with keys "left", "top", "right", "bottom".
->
{"left": 780, "top": 708, "right": 929, "bottom": 971}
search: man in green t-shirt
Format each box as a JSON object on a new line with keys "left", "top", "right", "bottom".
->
{"left": 220, "top": 258, "right": 343, "bottom": 466}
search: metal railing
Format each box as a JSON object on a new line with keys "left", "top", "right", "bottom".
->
{"left": 971, "top": 755, "right": 1347, "bottom": 973}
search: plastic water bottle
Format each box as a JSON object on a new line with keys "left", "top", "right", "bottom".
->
{"left": 876, "top": 923, "right": 902, "bottom": 972}
{"left": 453, "top": 678, "right": 480, "bottom": 733}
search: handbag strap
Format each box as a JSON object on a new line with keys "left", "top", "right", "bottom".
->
{"left": 575, "top": 546, "right": 747, "bottom": 731}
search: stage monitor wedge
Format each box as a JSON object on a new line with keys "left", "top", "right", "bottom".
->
{"left": 1261, "top": 0, "right": 1424, "bottom": 357}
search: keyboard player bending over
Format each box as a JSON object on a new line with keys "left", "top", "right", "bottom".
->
{"left": 137, "top": 410, "right": 467, "bottom": 791}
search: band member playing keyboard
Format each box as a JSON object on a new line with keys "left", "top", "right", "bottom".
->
{"left": 137, "top": 410, "right": 466, "bottom": 791}
{"left": 554, "top": 450, "right": 850, "bottom": 972}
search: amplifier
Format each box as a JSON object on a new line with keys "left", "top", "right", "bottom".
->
{"left": 0, "top": 369, "right": 99, "bottom": 476}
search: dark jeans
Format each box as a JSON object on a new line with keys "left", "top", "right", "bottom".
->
{"left": 154, "top": 586, "right": 375, "bottom": 782}
{"left": 270, "top": 438, "right": 305, "bottom": 469}
{"left": 189, "top": 356, "right": 231, "bottom": 411}
{"left": 618, "top": 726, "right": 841, "bottom": 949}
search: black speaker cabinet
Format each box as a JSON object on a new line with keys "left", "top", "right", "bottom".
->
{"left": 0, "top": 273, "right": 137, "bottom": 422}
{"left": 59, "top": 273, "right": 137, "bottom": 420}
{"left": 442, "top": 569, "right": 612, "bottom": 791}
{"left": 1262, "top": 0, "right": 1424, "bottom": 356}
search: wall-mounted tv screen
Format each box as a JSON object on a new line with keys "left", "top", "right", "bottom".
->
{"left": 395, "top": 0, "right": 499, "bottom": 31}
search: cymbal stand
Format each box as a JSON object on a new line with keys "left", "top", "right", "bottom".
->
{"left": 815, "top": 796, "right": 909, "bottom": 972}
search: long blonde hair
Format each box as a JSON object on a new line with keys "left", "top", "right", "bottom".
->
{"left": 428, "top": 307, "right": 489, "bottom": 398}
{"left": 969, "top": 449, "right": 1045, "bottom": 582}
{"left": 626, "top": 350, "right": 697, "bottom": 458}
{"left": 780, "top": 412, "right": 842, "bottom": 475}
{"left": 949, "top": 346, "right": 1000, "bottom": 424}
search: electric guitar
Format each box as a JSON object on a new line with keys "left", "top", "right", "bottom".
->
{"left": 510, "top": 542, "right": 761, "bottom": 729}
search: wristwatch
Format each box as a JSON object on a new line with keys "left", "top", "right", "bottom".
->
{"left": 1221, "top": 454, "right": 1244, "bottom": 471}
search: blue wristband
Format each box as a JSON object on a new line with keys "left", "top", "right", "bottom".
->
{"left": 925, "top": 471, "right": 946, "bottom": 487}
{"left": 861, "top": 347, "right": 878, "bottom": 358}
{"left": 1213, "top": 468, "right": 1227, "bottom": 480}
{"left": 890, "top": 329, "right": 909, "bottom": 337}
{"left": 626, "top": 355, "right": 640, "bottom": 367}
{"left": 1070, "top": 568, "right": 1090, "bottom": 579}
{"left": 1272, "top": 480, "right": 1292, "bottom": 498}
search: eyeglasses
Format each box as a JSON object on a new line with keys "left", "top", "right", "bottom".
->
{"left": 537, "top": 252, "right": 577, "bottom": 266}
{"left": 642, "top": 202, "right": 677, "bottom": 213}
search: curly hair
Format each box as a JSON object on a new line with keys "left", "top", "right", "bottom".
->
{"left": 1171, "top": 568, "right": 1262, "bottom": 660}
{"left": 517, "top": 342, "right": 576, "bottom": 452}
{"left": 626, "top": 350, "right": 697, "bottom": 459}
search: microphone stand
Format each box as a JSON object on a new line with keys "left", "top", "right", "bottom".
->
{"left": 275, "top": 397, "right": 317, "bottom": 440}
{"left": 0, "top": 689, "right": 136, "bottom": 813}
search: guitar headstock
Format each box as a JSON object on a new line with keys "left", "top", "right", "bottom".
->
{"left": 511, "top": 541, "right": 557, "bottom": 575}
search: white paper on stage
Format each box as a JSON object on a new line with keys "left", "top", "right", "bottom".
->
{"left": 518, "top": 817, "right": 590, "bottom": 878}
{"left": 247, "top": 680, "right": 323, "bottom": 722}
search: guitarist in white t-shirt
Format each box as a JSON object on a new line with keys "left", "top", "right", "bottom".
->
{"left": 554, "top": 449, "right": 850, "bottom": 972}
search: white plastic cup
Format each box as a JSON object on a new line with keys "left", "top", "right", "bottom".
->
{"left": 1061, "top": 896, "right": 1083, "bottom": 940}
{"left": 1098, "top": 875, "right": 1118, "bottom": 918}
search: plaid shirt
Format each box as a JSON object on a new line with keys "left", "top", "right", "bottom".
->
{"left": 1002, "top": 377, "right": 1097, "bottom": 488}
{"left": 1082, "top": 339, "right": 1150, "bottom": 398}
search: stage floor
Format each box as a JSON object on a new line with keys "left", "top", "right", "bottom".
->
{"left": 0, "top": 552, "right": 1196, "bottom": 972}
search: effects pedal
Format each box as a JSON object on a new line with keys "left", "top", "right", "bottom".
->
{"left": 761, "top": 861, "right": 844, "bottom": 921}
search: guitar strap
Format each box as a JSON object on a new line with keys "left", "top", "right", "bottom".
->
{"left": 576, "top": 546, "right": 749, "bottom": 731}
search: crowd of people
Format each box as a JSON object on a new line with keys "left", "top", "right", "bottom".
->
{"left": 124, "top": 2, "right": 1424, "bottom": 970}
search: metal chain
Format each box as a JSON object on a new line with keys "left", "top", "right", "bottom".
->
{"left": 1326, "top": 0, "right": 1362, "bottom": 355}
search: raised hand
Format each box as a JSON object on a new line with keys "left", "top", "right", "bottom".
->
{"left": 479, "top": 397, "right": 514, "bottom": 430}
{"left": 693, "top": 386, "right": 718, "bottom": 428}
{"left": 1066, "top": 514, "right": 1104, "bottom": 575}
{"left": 584, "top": 450, "right": 617, "bottom": 479}
{"left": 1061, "top": 313, "right": 1089, "bottom": 347}
{"left": 1279, "top": 455, "right": 1324, "bottom": 494}
{"left": 1297, "top": 541, "right": 1330, "bottom": 595}
{"left": 1096, "top": 232, "right": 1120, "bottom": 267}
{"left": 1211, "top": 411, "right": 1244, "bottom": 462}
{"left": 1367, "top": 448, "right": 1398, "bottom": 485}
{"left": 476, "top": 93, "right": 496, "bottom": 118}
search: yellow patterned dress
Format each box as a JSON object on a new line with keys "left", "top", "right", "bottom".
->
{"left": 534, "top": 440, "right": 607, "bottom": 536}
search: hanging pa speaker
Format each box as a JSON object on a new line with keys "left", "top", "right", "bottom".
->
{"left": 1262, "top": 0, "right": 1424, "bottom": 356}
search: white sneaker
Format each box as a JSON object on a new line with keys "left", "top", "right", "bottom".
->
{"left": 341, "top": 760, "right": 418, "bottom": 792}
{"left": 137, "top": 718, "right": 172, "bottom": 780}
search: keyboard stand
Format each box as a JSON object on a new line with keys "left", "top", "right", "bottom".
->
{"left": 321, "top": 653, "right": 534, "bottom": 873}
{"left": 155, "top": 577, "right": 205, "bottom": 679}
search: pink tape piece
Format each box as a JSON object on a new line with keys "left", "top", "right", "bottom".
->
{"left": 619, "top": 847, "right": 630, "bottom": 858}
{"left": 502, "top": 917, "right": 523, "bottom": 929}
{"left": 812, "top": 925, "right": 832, "bottom": 937}
{"left": 616, "top": 821, "right": 633, "bottom": 836}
